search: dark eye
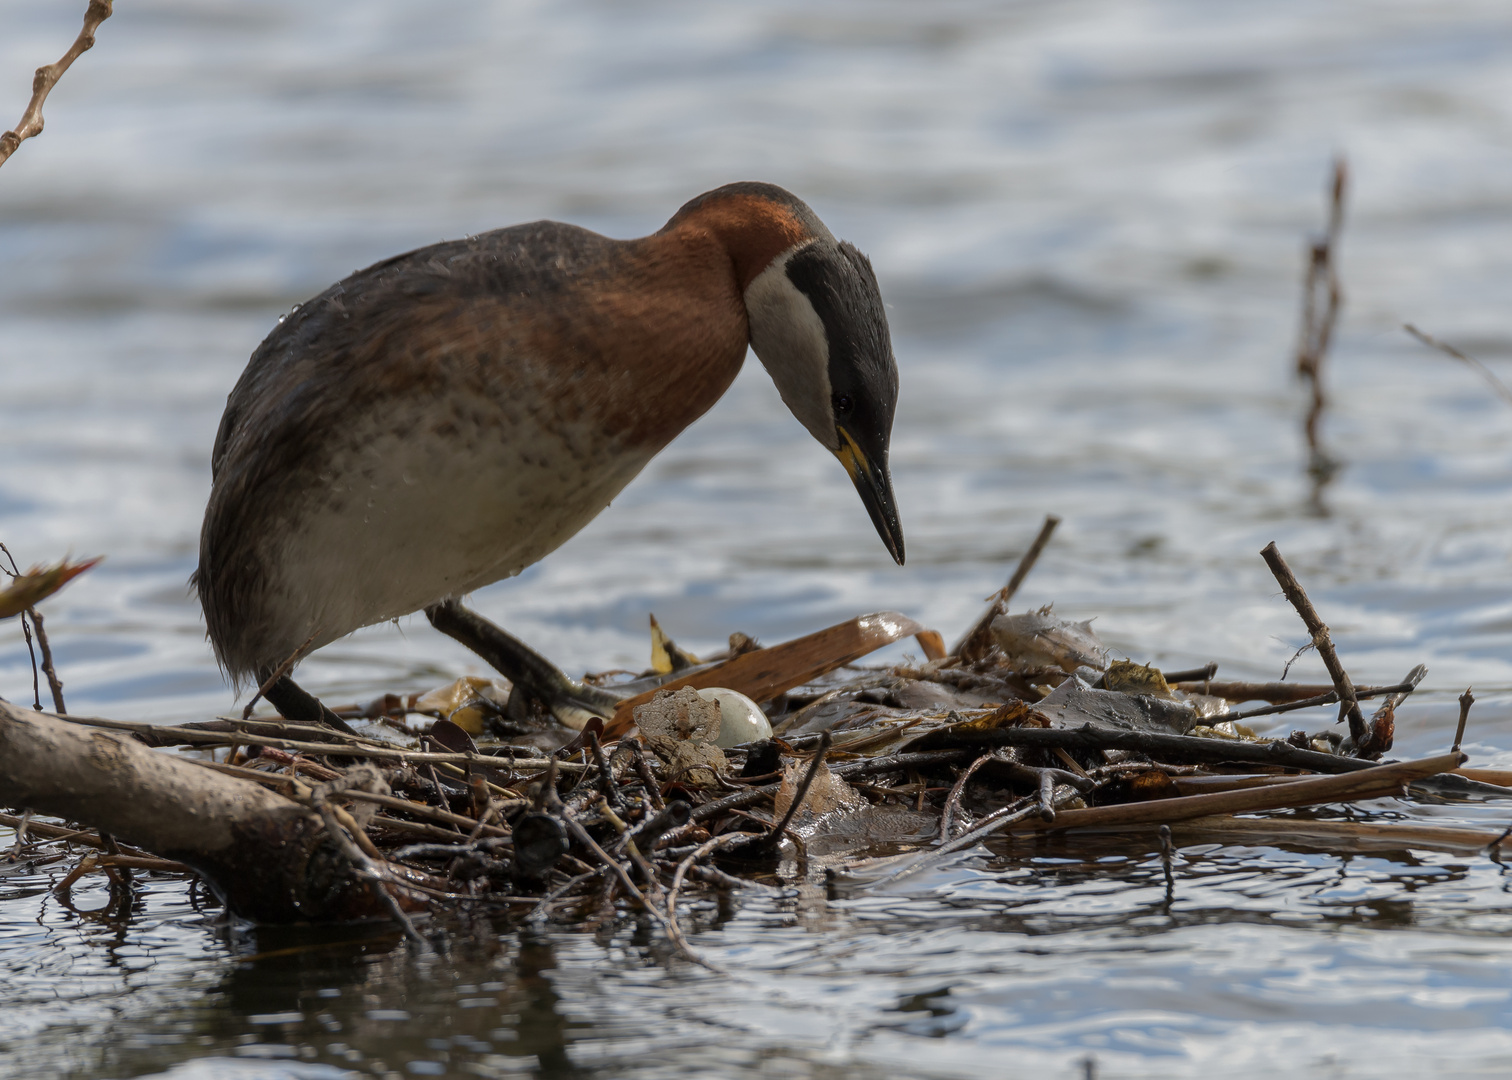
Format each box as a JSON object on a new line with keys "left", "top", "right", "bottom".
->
{"left": 834, "top": 394, "right": 853, "bottom": 415}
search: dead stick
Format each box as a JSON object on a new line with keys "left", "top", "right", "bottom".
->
{"left": 1226, "top": 675, "right": 1423, "bottom": 723}
{"left": 27, "top": 608, "right": 65, "bottom": 713}
{"left": 588, "top": 731, "right": 621, "bottom": 812}
{"left": 1173, "top": 679, "right": 1408, "bottom": 705}
{"left": 1454, "top": 688, "right": 1474, "bottom": 753}
{"left": 0, "top": 544, "right": 41, "bottom": 710}
{"left": 939, "top": 723, "right": 1378, "bottom": 774}
{"left": 0, "top": 0, "right": 113, "bottom": 168}
{"left": 1295, "top": 158, "right": 1347, "bottom": 488}
{"left": 7, "top": 807, "right": 32, "bottom": 857}
{"left": 311, "top": 798, "right": 427, "bottom": 948}
{"left": 526, "top": 867, "right": 611, "bottom": 923}
{"left": 372, "top": 815, "right": 500, "bottom": 844}
{"left": 1162, "top": 663, "right": 1218, "bottom": 685}
{"left": 1013, "top": 751, "right": 1462, "bottom": 833}
{"left": 952, "top": 514, "right": 1061, "bottom": 658}
{"left": 99, "top": 854, "right": 189, "bottom": 873}
{"left": 938, "top": 753, "right": 993, "bottom": 843}
{"left": 0, "top": 811, "right": 156, "bottom": 858}
{"left": 667, "top": 832, "right": 759, "bottom": 927}
{"left": 628, "top": 739, "right": 665, "bottom": 811}
{"left": 1259, "top": 542, "right": 1367, "bottom": 745}
{"left": 1037, "top": 768, "right": 1057, "bottom": 822}
{"left": 51, "top": 712, "right": 585, "bottom": 771}
{"left": 564, "top": 814, "right": 717, "bottom": 969}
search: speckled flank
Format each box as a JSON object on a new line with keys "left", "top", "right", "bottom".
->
{"left": 196, "top": 183, "right": 831, "bottom": 680}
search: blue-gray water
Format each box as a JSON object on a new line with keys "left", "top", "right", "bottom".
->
{"left": 4, "top": 1, "right": 1512, "bottom": 1076}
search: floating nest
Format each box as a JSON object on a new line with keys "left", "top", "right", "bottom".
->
{"left": 2, "top": 529, "right": 1508, "bottom": 961}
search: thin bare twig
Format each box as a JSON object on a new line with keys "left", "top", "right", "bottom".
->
{"left": 563, "top": 813, "right": 717, "bottom": 969}
{"left": 1225, "top": 678, "right": 1419, "bottom": 723}
{"left": 0, "top": 0, "right": 113, "bottom": 169}
{"left": 1259, "top": 542, "right": 1367, "bottom": 746}
{"left": 1404, "top": 324, "right": 1512, "bottom": 410}
{"left": 310, "top": 796, "right": 428, "bottom": 948}
{"left": 666, "top": 831, "right": 758, "bottom": 945}
{"left": 938, "top": 752, "right": 993, "bottom": 842}
{"left": 953, "top": 514, "right": 1061, "bottom": 660}
{"left": 7, "top": 808, "right": 32, "bottom": 860}
{"left": 0, "top": 544, "right": 41, "bottom": 709}
{"left": 28, "top": 607, "right": 65, "bottom": 713}
{"left": 1294, "top": 158, "right": 1348, "bottom": 502}
{"left": 628, "top": 739, "right": 665, "bottom": 810}
{"left": 588, "top": 731, "right": 622, "bottom": 812}
{"left": 1454, "top": 688, "right": 1474, "bottom": 754}
{"left": 242, "top": 634, "right": 315, "bottom": 720}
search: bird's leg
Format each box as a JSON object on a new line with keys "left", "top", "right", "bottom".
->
{"left": 424, "top": 599, "right": 621, "bottom": 728}
{"left": 261, "top": 674, "right": 360, "bottom": 736}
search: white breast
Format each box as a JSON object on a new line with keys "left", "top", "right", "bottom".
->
{"left": 254, "top": 397, "right": 649, "bottom": 661}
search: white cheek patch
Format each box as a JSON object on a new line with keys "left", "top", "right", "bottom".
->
{"left": 744, "top": 248, "right": 838, "bottom": 451}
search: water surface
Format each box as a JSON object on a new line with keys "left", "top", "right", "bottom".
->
{"left": 3, "top": 1, "right": 1512, "bottom": 1076}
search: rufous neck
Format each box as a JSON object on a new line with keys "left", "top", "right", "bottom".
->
{"left": 660, "top": 190, "right": 818, "bottom": 291}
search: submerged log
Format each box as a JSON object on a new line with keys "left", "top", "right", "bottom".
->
{"left": 0, "top": 700, "right": 419, "bottom": 923}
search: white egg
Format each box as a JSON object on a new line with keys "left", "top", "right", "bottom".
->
{"left": 696, "top": 687, "right": 772, "bottom": 747}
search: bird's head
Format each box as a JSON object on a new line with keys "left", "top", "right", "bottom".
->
{"left": 669, "top": 181, "right": 903, "bottom": 565}
{"left": 744, "top": 232, "right": 904, "bottom": 565}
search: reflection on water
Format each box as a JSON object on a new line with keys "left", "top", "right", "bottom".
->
{"left": 4, "top": 0, "right": 1512, "bottom": 1076}
{"left": 9, "top": 831, "right": 1512, "bottom": 1079}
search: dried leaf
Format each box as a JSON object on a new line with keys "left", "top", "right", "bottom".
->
{"left": 0, "top": 556, "right": 100, "bottom": 620}
{"left": 411, "top": 675, "right": 510, "bottom": 736}
{"left": 953, "top": 699, "right": 1039, "bottom": 734}
{"left": 773, "top": 758, "right": 865, "bottom": 820}
{"left": 649, "top": 613, "right": 700, "bottom": 675}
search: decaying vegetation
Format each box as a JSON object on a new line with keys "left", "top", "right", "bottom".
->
{"left": 3, "top": 527, "right": 1507, "bottom": 963}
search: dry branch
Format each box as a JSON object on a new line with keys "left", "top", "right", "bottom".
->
{"left": 1454, "top": 688, "right": 1474, "bottom": 753}
{"left": 0, "top": 701, "right": 410, "bottom": 922}
{"left": 952, "top": 514, "right": 1061, "bottom": 660}
{"left": 923, "top": 719, "right": 1377, "bottom": 773}
{"left": 0, "top": 0, "right": 113, "bottom": 169}
{"left": 1012, "top": 752, "right": 1461, "bottom": 834}
{"left": 1259, "top": 542, "right": 1367, "bottom": 745}
{"left": 1294, "top": 158, "right": 1347, "bottom": 496}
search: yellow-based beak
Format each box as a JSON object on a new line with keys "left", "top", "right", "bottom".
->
{"left": 836, "top": 427, "right": 905, "bottom": 565}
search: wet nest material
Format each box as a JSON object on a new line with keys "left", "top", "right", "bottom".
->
{"left": 3, "top": 528, "right": 1510, "bottom": 961}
